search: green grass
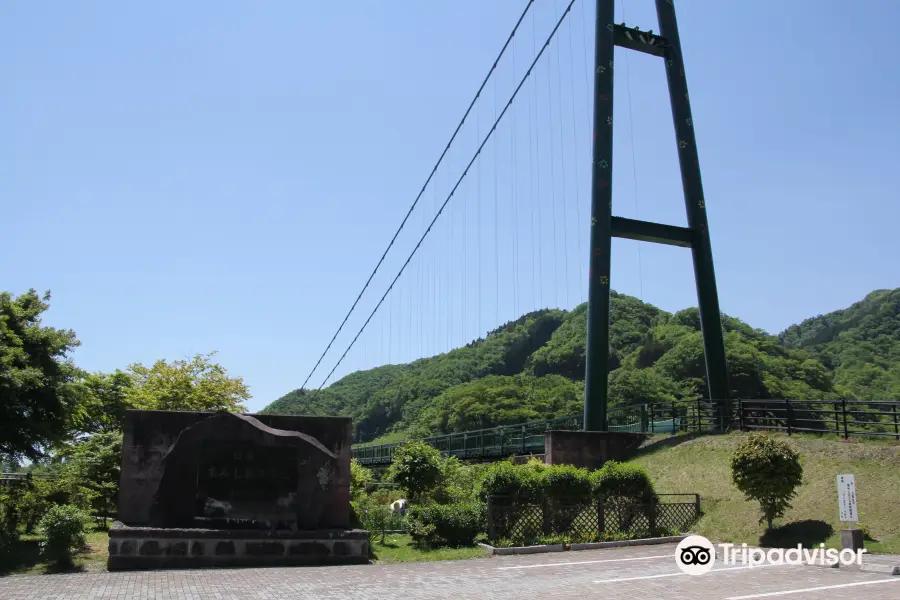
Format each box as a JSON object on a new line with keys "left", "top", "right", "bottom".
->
{"left": 629, "top": 432, "right": 900, "bottom": 553}
{"left": 370, "top": 534, "right": 488, "bottom": 564}
{"left": 4, "top": 531, "right": 486, "bottom": 574}
{"left": 4, "top": 529, "right": 109, "bottom": 575}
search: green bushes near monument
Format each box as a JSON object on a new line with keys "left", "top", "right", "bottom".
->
{"left": 352, "top": 452, "right": 666, "bottom": 552}
{"left": 730, "top": 432, "right": 804, "bottom": 530}
{"left": 37, "top": 505, "right": 89, "bottom": 568}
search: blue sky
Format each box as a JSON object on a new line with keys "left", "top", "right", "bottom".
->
{"left": 3, "top": 1, "right": 898, "bottom": 412}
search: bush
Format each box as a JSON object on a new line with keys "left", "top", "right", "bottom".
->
{"left": 591, "top": 461, "right": 656, "bottom": 504}
{"left": 38, "top": 504, "right": 89, "bottom": 567}
{"left": 477, "top": 461, "right": 541, "bottom": 503}
{"left": 433, "top": 458, "right": 491, "bottom": 504}
{"left": 0, "top": 483, "right": 26, "bottom": 539}
{"left": 386, "top": 442, "right": 443, "bottom": 502}
{"left": 407, "top": 502, "right": 485, "bottom": 548}
{"left": 350, "top": 459, "right": 374, "bottom": 501}
{"left": 354, "top": 498, "right": 395, "bottom": 544}
{"left": 731, "top": 433, "right": 803, "bottom": 530}
{"left": 542, "top": 464, "right": 592, "bottom": 504}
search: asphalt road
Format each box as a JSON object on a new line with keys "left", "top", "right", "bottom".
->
{"left": 1, "top": 542, "right": 898, "bottom": 599}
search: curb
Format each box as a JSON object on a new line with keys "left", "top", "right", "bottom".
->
{"left": 480, "top": 543, "right": 565, "bottom": 556}
{"left": 480, "top": 535, "right": 686, "bottom": 556}
{"left": 860, "top": 562, "right": 900, "bottom": 575}
{"left": 569, "top": 535, "right": 687, "bottom": 551}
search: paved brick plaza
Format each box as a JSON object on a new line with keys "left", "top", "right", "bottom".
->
{"left": 1, "top": 543, "right": 898, "bottom": 600}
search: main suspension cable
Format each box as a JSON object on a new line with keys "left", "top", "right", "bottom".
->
{"left": 299, "top": 0, "right": 536, "bottom": 390}
{"left": 314, "top": 0, "right": 578, "bottom": 391}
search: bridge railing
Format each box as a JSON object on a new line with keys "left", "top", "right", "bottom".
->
{"left": 352, "top": 399, "right": 899, "bottom": 465}
{"left": 737, "top": 399, "right": 900, "bottom": 439}
{"left": 0, "top": 472, "right": 58, "bottom": 488}
{"left": 352, "top": 402, "right": 687, "bottom": 465}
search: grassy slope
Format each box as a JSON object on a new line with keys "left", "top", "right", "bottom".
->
{"left": 629, "top": 432, "right": 900, "bottom": 553}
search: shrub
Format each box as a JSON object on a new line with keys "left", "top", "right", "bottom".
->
{"left": 542, "top": 464, "right": 593, "bottom": 504}
{"left": 477, "top": 461, "right": 541, "bottom": 503}
{"left": 0, "top": 483, "right": 25, "bottom": 539}
{"left": 38, "top": 504, "right": 89, "bottom": 567}
{"left": 386, "top": 442, "right": 443, "bottom": 502}
{"left": 591, "top": 461, "right": 656, "bottom": 504}
{"left": 433, "top": 458, "right": 491, "bottom": 504}
{"left": 731, "top": 433, "right": 803, "bottom": 530}
{"left": 0, "top": 486, "right": 25, "bottom": 571}
{"left": 407, "top": 502, "right": 485, "bottom": 548}
{"left": 350, "top": 459, "right": 374, "bottom": 501}
{"left": 354, "top": 498, "right": 395, "bottom": 544}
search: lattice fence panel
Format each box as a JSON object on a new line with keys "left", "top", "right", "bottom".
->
{"left": 487, "top": 497, "right": 699, "bottom": 542}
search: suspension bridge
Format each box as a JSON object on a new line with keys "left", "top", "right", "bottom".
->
{"left": 296, "top": 0, "right": 735, "bottom": 464}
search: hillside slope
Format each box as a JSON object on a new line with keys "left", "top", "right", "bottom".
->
{"left": 779, "top": 288, "right": 900, "bottom": 399}
{"left": 630, "top": 432, "right": 900, "bottom": 553}
{"left": 263, "top": 289, "right": 900, "bottom": 443}
{"left": 264, "top": 310, "right": 566, "bottom": 442}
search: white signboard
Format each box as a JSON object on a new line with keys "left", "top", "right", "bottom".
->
{"left": 837, "top": 474, "right": 859, "bottom": 522}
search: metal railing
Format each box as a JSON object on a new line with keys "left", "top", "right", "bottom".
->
{"left": 0, "top": 472, "right": 57, "bottom": 488}
{"left": 352, "top": 399, "right": 899, "bottom": 465}
{"left": 738, "top": 399, "right": 900, "bottom": 439}
{"left": 353, "top": 402, "right": 689, "bottom": 465}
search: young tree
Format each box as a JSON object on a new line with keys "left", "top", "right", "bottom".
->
{"left": 386, "top": 442, "right": 443, "bottom": 503}
{"left": 0, "top": 290, "right": 81, "bottom": 461}
{"left": 58, "top": 431, "right": 122, "bottom": 522}
{"left": 730, "top": 433, "right": 803, "bottom": 530}
{"left": 126, "top": 351, "right": 249, "bottom": 412}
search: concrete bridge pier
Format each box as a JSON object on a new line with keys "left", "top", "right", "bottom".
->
{"left": 543, "top": 430, "right": 645, "bottom": 470}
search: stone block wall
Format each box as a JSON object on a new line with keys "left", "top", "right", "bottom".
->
{"left": 107, "top": 525, "right": 369, "bottom": 570}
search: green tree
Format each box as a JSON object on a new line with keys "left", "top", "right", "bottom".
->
{"left": 58, "top": 431, "right": 122, "bottom": 521}
{"left": 349, "top": 459, "right": 374, "bottom": 501}
{"left": 70, "top": 371, "right": 135, "bottom": 435}
{"left": 607, "top": 368, "right": 683, "bottom": 407}
{"left": 0, "top": 290, "right": 81, "bottom": 461}
{"left": 730, "top": 433, "right": 803, "bottom": 529}
{"left": 126, "top": 352, "right": 249, "bottom": 412}
{"left": 386, "top": 442, "right": 443, "bottom": 502}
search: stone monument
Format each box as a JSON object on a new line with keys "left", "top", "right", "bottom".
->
{"left": 108, "top": 410, "right": 368, "bottom": 570}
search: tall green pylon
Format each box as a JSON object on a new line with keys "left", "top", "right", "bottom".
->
{"left": 583, "top": 0, "right": 730, "bottom": 433}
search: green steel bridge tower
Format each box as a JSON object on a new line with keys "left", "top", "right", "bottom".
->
{"left": 583, "top": 0, "right": 730, "bottom": 432}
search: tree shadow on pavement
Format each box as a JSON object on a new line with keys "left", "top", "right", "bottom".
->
{"left": 759, "top": 520, "right": 834, "bottom": 548}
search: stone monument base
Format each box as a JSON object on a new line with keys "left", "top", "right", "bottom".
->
{"left": 544, "top": 430, "right": 645, "bottom": 470}
{"left": 107, "top": 523, "right": 370, "bottom": 570}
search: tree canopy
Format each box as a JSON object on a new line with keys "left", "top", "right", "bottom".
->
{"left": 0, "top": 290, "right": 81, "bottom": 460}
{"left": 0, "top": 289, "right": 251, "bottom": 463}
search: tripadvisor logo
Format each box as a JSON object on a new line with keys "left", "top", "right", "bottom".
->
{"left": 676, "top": 536, "right": 716, "bottom": 575}
{"left": 675, "top": 535, "right": 868, "bottom": 575}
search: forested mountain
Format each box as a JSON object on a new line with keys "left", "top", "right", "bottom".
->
{"left": 779, "top": 288, "right": 900, "bottom": 400}
{"left": 262, "top": 289, "right": 899, "bottom": 443}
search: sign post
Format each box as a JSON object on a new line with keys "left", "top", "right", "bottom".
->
{"left": 837, "top": 474, "right": 863, "bottom": 551}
